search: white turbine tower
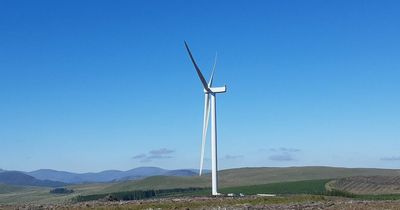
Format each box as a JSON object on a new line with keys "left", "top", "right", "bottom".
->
{"left": 184, "top": 41, "right": 226, "bottom": 196}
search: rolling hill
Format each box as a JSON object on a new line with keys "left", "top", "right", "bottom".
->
{"left": 216, "top": 166, "right": 400, "bottom": 187}
{"left": 0, "top": 171, "right": 65, "bottom": 187}
{"left": 91, "top": 166, "right": 400, "bottom": 193}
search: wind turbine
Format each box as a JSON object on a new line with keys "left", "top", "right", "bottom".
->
{"left": 184, "top": 41, "right": 226, "bottom": 196}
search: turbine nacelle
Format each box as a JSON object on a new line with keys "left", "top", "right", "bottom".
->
{"left": 204, "top": 86, "right": 227, "bottom": 94}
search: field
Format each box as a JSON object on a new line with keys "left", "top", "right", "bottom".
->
{"left": 2, "top": 167, "right": 400, "bottom": 208}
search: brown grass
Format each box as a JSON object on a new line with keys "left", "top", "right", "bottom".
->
{"left": 329, "top": 176, "right": 400, "bottom": 195}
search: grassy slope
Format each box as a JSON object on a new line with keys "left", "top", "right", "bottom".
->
{"left": 0, "top": 186, "right": 54, "bottom": 204}
{"left": 0, "top": 184, "right": 25, "bottom": 194}
{"left": 68, "top": 182, "right": 114, "bottom": 195}
{"left": 218, "top": 167, "right": 400, "bottom": 187}
{"left": 0, "top": 184, "right": 62, "bottom": 204}
{"left": 0, "top": 183, "right": 113, "bottom": 205}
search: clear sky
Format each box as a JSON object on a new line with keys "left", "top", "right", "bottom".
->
{"left": 1, "top": 0, "right": 400, "bottom": 173}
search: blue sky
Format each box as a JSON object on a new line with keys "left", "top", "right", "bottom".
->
{"left": 1, "top": 0, "right": 400, "bottom": 172}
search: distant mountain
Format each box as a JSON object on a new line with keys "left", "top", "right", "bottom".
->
{"left": 122, "top": 167, "right": 167, "bottom": 178}
{"left": 79, "top": 170, "right": 127, "bottom": 183}
{"left": 164, "top": 169, "right": 197, "bottom": 176}
{"left": 27, "top": 169, "right": 86, "bottom": 183}
{"left": 25, "top": 167, "right": 201, "bottom": 184}
{"left": 0, "top": 171, "right": 65, "bottom": 187}
{"left": 78, "top": 167, "right": 167, "bottom": 183}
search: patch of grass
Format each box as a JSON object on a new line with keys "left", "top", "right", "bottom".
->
{"left": 323, "top": 188, "right": 400, "bottom": 200}
{"left": 355, "top": 194, "right": 400, "bottom": 200}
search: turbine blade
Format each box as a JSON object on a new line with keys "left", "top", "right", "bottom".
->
{"left": 200, "top": 93, "right": 211, "bottom": 176}
{"left": 184, "top": 41, "right": 211, "bottom": 92}
{"left": 208, "top": 52, "right": 217, "bottom": 87}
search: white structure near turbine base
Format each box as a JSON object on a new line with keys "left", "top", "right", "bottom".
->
{"left": 185, "top": 41, "right": 226, "bottom": 196}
